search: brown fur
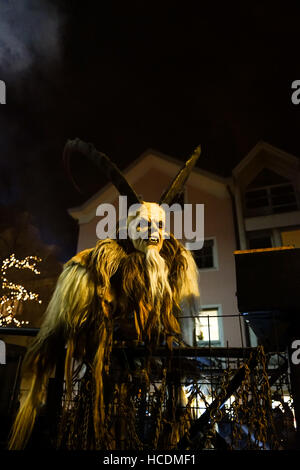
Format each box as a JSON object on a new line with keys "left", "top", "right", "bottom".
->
{"left": 9, "top": 234, "right": 199, "bottom": 449}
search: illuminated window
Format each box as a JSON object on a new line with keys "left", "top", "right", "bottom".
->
{"left": 281, "top": 229, "right": 300, "bottom": 248}
{"left": 195, "top": 308, "right": 221, "bottom": 344}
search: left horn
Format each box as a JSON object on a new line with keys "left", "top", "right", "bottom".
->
{"left": 63, "top": 138, "right": 142, "bottom": 206}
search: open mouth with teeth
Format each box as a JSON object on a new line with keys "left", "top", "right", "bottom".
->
{"left": 146, "top": 237, "right": 160, "bottom": 245}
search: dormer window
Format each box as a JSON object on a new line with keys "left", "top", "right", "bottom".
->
{"left": 244, "top": 169, "right": 298, "bottom": 217}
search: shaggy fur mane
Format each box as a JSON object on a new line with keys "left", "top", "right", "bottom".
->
{"left": 9, "top": 234, "right": 200, "bottom": 450}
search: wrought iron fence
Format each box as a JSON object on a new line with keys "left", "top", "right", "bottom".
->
{"left": 0, "top": 311, "right": 298, "bottom": 450}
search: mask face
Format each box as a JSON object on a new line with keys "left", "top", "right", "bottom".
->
{"left": 127, "top": 202, "right": 167, "bottom": 253}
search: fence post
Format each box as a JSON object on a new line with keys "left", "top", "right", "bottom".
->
{"left": 44, "top": 343, "right": 66, "bottom": 447}
{"left": 288, "top": 340, "right": 300, "bottom": 448}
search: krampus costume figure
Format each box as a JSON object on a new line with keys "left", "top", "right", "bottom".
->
{"left": 9, "top": 140, "right": 201, "bottom": 450}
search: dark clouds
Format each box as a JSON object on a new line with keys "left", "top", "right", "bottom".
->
{"left": 0, "top": 2, "right": 300, "bottom": 260}
{"left": 0, "top": 0, "right": 63, "bottom": 76}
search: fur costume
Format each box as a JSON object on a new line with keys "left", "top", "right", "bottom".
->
{"left": 9, "top": 141, "right": 201, "bottom": 450}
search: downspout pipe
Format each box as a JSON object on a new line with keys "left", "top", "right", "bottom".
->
{"left": 227, "top": 183, "right": 251, "bottom": 347}
{"left": 227, "top": 184, "right": 240, "bottom": 250}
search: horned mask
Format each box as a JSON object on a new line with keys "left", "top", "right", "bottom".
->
{"left": 8, "top": 139, "right": 202, "bottom": 452}
{"left": 64, "top": 139, "right": 201, "bottom": 252}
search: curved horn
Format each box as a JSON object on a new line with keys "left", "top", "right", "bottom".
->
{"left": 159, "top": 145, "right": 201, "bottom": 205}
{"left": 63, "top": 138, "right": 142, "bottom": 206}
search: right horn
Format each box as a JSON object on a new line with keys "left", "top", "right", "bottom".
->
{"left": 159, "top": 145, "right": 201, "bottom": 205}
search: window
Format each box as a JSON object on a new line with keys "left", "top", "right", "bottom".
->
{"left": 245, "top": 183, "right": 297, "bottom": 216}
{"left": 195, "top": 308, "right": 221, "bottom": 345}
{"left": 248, "top": 235, "right": 272, "bottom": 249}
{"left": 244, "top": 169, "right": 298, "bottom": 217}
{"left": 247, "top": 229, "right": 273, "bottom": 249}
{"left": 248, "top": 237, "right": 272, "bottom": 249}
{"left": 281, "top": 229, "right": 300, "bottom": 248}
{"left": 193, "top": 238, "right": 216, "bottom": 269}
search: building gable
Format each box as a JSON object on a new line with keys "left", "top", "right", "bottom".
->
{"left": 69, "top": 149, "right": 229, "bottom": 224}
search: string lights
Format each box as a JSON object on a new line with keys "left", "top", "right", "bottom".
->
{"left": 0, "top": 254, "right": 42, "bottom": 327}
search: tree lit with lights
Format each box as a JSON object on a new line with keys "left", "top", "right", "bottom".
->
{"left": 0, "top": 254, "right": 42, "bottom": 327}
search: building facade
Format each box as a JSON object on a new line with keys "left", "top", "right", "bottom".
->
{"left": 69, "top": 142, "right": 300, "bottom": 348}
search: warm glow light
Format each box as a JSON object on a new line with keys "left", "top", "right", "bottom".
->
{"left": 0, "top": 254, "right": 42, "bottom": 327}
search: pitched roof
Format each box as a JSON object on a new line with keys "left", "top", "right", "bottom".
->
{"left": 68, "top": 148, "right": 230, "bottom": 223}
{"left": 233, "top": 140, "right": 299, "bottom": 176}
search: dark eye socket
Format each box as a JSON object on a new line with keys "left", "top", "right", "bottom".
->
{"left": 139, "top": 220, "right": 148, "bottom": 229}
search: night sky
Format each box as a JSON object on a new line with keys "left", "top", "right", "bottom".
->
{"left": 1, "top": 1, "right": 300, "bottom": 261}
